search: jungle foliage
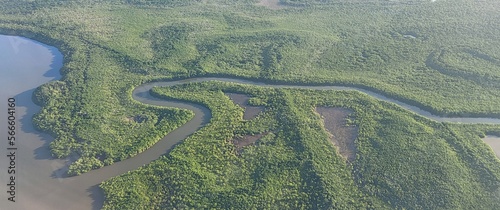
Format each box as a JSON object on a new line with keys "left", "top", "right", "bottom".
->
{"left": 2, "top": 0, "right": 500, "bottom": 208}
{"left": 102, "top": 82, "right": 500, "bottom": 209}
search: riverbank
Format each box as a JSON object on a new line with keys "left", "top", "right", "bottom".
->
{"left": 3, "top": 34, "right": 500, "bottom": 209}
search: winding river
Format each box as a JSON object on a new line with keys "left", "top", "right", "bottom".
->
{"left": 2, "top": 35, "right": 500, "bottom": 210}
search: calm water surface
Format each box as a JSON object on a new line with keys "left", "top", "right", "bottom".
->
{"left": 0, "top": 35, "right": 210, "bottom": 210}
{"left": 1, "top": 34, "right": 500, "bottom": 210}
{"left": 0, "top": 35, "right": 100, "bottom": 210}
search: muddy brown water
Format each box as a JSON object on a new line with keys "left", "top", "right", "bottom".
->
{"left": 4, "top": 35, "right": 500, "bottom": 209}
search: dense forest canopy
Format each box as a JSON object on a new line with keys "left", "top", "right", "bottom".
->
{"left": 1, "top": 0, "right": 500, "bottom": 209}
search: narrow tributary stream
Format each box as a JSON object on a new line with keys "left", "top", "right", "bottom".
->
{"left": 2, "top": 35, "right": 500, "bottom": 210}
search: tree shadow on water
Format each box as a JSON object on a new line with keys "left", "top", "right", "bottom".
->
{"left": 45, "top": 45, "right": 64, "bottom": 78}
{"left": 15, "top": 41, "right": 63, "bottom": 161}
{"left": 89, "top": 184, "right": 105, "bottom": 210}
{"left": 15, "top": 88, "right": 55, "bottom": 161}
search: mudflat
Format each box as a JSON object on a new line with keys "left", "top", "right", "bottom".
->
{"left": 316, "top": 107, "right": 358, "bottom": 162}
{"left": 483, "top": 135, "right": 500, "bottom": 159}
{"left": 226, "top": 93, "right": 264, "bottom": 120}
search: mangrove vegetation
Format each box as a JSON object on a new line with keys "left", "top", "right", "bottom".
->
{"left": 2, "top": 0, "right": 500, "bottom": 208}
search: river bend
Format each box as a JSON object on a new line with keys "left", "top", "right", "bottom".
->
{"left": 2, "top": 35, "right": 500, "bottom": 210}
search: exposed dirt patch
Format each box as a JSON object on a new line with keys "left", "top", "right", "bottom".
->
{"left": 482, "top": 135, "right": 500, "bottom": 159}
{"left": 124, "top": 116, "right": 134, "bottom": 123}
{"left": 226, "top": 93, "right": 264, "bottom": 120}
{"left": 124, "top": 115, "right": 147, "bottom": 123}
{"left": 226, "top": 93, "right": 248, "bottom": 107}
{"left": 233, "top": 132, "right": 268, "bottom": 154}
{"left": 316, "top": 107, "right": 358, "bottom": 162}
{"left": 256, "top": 0, "right": 284, "bottom": 10}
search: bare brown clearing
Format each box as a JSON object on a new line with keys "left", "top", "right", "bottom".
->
{"left": 316, "top": 107, "right": 358, "bottom": 162}
{"left": 232, "top": 132, "right": 270, "bottom": 155}
{"left": 124, "top": 116, "right": 134, "bottom": 123}
{"left": 123, "top": 115, "right": 147, "bottom": 124}
{"left": 233, "top": 133, "right": 267, "bottom": 149}
{"left": 257, "top": 0, "right": 284, "bottom": 10}
{"left": 482, "top": 135, "right": 500, "bottom": 159}
{"left": 226, "top": 93, "right": 264, "bottom": 120}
